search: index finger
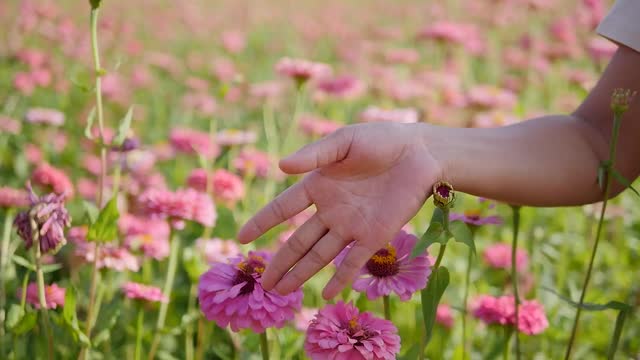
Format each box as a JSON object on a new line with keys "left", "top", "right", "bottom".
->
{"left": 237, "top": 181, "right": 312, "bottom": 244}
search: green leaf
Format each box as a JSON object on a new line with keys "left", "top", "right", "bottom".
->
{"left": 421, "top": 266, "right": 450, "bottom": 347}
{"left": 6, "top": 304, "right": 24, "bottom": 329}
{"left": 449, "top": 221, "right": 476, "bottom": 255}
{"left": 12, "top": 255, "right": 35, "bottom": 271}
{"left": 399, "top": 344, "right": 421, "bottom": 360}
{"left": 610, "top": 168, "right": 640, "bottom": 198}
{"left": 543, "top": 287, "right": 631, "bottom": 312}
{"left": 430, "top": 207, "right": 445, "bottom": 225}
{"left": 212, "top": 206, "right": 236, "bottom": 239}
{"left": 84, "top": 107, "right": 96, "bottom": 140}
{"left": 83, "top": 200, "right": 100, "bottom": 224}
{"left": 92, "top": 329, "right": 111, "bottom": 347}
{"left": 63, "top": 286, "right": 77, "bottom": 326}
{"left": 87, "top": 196, "right": 120, "bottom": 243}
{"left": 12, "top": 311, "right": 37, "bottom": 335}
{"left": 607, "top": 308, "right": 629, "bottom": 360}
{"left": 41, "top": 263, "right": 63, "bottom": 273}
{"left": 112, "top": 105, "right": 134, "bottom": 146}
{"left": 411, "top": 222, "right": 444, "bottom": 258}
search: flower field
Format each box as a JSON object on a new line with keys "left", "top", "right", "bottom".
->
{"left": 0, "top": 0, "right": 638, "bottom": 359}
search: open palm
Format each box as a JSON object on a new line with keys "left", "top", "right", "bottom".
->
{"left": 238, "top": 122, "right": 441, "bottom": 299}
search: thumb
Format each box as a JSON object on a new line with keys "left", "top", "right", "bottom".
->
{"left": 279, "top": 127, "right": 353, "bottom": 174}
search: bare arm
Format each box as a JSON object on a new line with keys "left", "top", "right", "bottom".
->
{"left": 428, "top": 45, "right": 640, "bottom": 206}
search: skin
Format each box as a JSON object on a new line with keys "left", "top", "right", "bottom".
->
{"left": 237, "top": 45, "right": 640, "bottom": 300}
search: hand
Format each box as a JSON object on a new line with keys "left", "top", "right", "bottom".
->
{"left": 238, "top": 122, "right": 442, "bottom": 299}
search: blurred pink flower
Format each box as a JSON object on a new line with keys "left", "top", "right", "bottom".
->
{"left": 472, "top": 295, "right": 548, "bottom": 335}
{"left": 335, "top": 231, "right": 432, "bottom": 301}
{"left": 233, "top": 149, "right": 272, "bottom": 178}
{"left": 138, "top": 188, "right": 216, "bottom": 228}
{"left": 31, "top": 163, "right": 74, "bottom": 198}
{"left": 472, "top": 111, "right": 519, "bottom": 129}
{"left": 122, "top": 282, "right": 167, "bottom": 303}
{"left": 198, "top": 251, "right": 303, "bottom": 332}
{"left": 360, "top": 106, "right": 419, "bottom": 123}
{"left": 184, "top": 76, "right": 209, "bottom": 92}
{"left": 249, "top": 81, "right": 285, "bottom": 102}
{"left": 182, "top": 92, "right": 218, "bottom": 117}
{"left": 221, "top": 30, "right": 247, "bottom": 54}
{"left": 187, "top": 168, "right": 245, "bottom": 205}
{"left": 304, "top": 301, "right": 401, "bottom": 360}
{"left": 298, "top": 114, "right": 342, "bottom": 137}
{"left": 14, "top": 72, "right": 35, "bottom": 95}
{"left": 25, "top": 107, "right": 64, "bottom": 126}
{"left": 0, "top": 187, "right": 29, "bottom": 208}
{"left": 383, "top": 48, "right": 420, "bottom": 64}
{"left": 275, "top": 57, "right": 331, "bottom": 85}
{"left": 212, "top": 58, "right": 239, "bottom": 83}
{"left": 418, "top": 21, "right": 485, "bottom": 55}
{"left": 71, "top": 228, "right": 141, "bottom": 272}
{"left": 195, "top": 237, "right": 241, "bottom": 264}
{"left": 18, "top": 283, "right": 65, "bottom": 309}
{"left": 483, "top": 243, "right": 528, "bottom": 272}
{"left": 436, "top": 304, "right": 455, "bottom": 329}
{"left": 293, "top": 307, "right": 318, "bottom": 331}
{"left": 450, "top": 210, "right": 503, "bottom": 226}
{"left": 518, "top": 299, "right": 549, "bottom": 335}
{"left": 315, "top": 75, "right": 365, "bottom": 99}
{"left": 169, "top": 127, "right": 220, "bottom": 159}
{"left": 16, "top": 48, "right": 47, "bottom": 68}
{"left": 119, "top": 214, "right": 170, "bottom": 260}
{"left": 586, "top": 37, "right": 617, "bottom": 63}
{"left": 0, "top": 116, "right": 21, "bottom": 134}
{"left": 216, "top": 129, "right": 257, "bottom": 146}
{"left": 467, "top": 85, "right": 518, "bottom": 110}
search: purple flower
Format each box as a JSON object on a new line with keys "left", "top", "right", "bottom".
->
{"left": 304, "top": 301, "right": 401, "bottom": 360}
{"left": 336, "top": 231, "right": 432, "bottom": 301}
{"left": 14, "top": 184, "right": 71, "bottom": 255}
{"left": 198, "top": 251, "right": 303, "bottom": 333}
{"left": 450, "top": 210, "right": 503, "bottom": 226}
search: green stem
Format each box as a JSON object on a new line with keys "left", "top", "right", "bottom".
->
{"left": 185, "top": 284, "right": 196, "bottom": 360}
{"left": 383, "top": 295, "right": 391, "bottom": 321}
{"left": 462, "top": 236, "right": 474, "bottom": 360}
{"left": 0, "top": 208, "right": 15, "bottom": 353}
{"left": 149, "top": 232, "right": 181, "bottom": 360}
{"left": 135, "top": 309, "right": 144, "bottom": 360}
{"left": 511, "top": 206, "right": 521, "bottom": 360}
{"left": 503, "top": 327, "right": 513, "bottom": 360}
{"left": 565, "top": 113, "right": 621, "bottom": 360}
{"left": 260, "top": 331, "right": 269, "bottom": 360}
{"left": 34, "top": 232, "right": 53, "bottom": 360}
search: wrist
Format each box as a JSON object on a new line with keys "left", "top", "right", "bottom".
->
{"left": 413, "top": 123, "right": 460, "bottom": 192}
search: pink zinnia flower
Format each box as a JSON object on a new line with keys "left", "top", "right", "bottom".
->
{"left": 169, "top": 128, "right": 220, "bottom": 159}
{"left": 450, "top": 210, "right": 503, "bottom": 226}
{"left": 467, "top": 85, "right": 517, "bottom": 110}
{"left": 483, "top": 243, "right": 528, "bottom": 272}
{"left": 220, "top": 30, "right": 246, "bottom": 54}
{"left": 275, "top": 57, "right": 331, "bottom": 85}
{"left": 18, "top": 283, "right": 65, "bottom": 309}
{"left": 436, "top": 304, "right": 455, "bottom": 329}
{"left": 0, "top": 187, "right": 30, "bottom": 208}
{"left": 232, "top": 149, "right": 273, "bottom": 178}
{"left": 138, "top": 188, "right": 216, "bottom": 228}
{"left": 417, "top": 21, "right": 485, "bottom": 54}
{"left": 181, "top": 93, "right": 218, "bottom": 117}
{"left": 71, "top": 229, "right": 141, "bottom": 272}
{"left": 472, "top": 295, "right": 548, "bottom": 335}
{"left": 122, "top": 282, "right": 167, "bottom": 303}
{"left": 315, "top": 75, "right": 365, "bottom": 99}
{"left": 119, "top": 214, "right": 170, "bottom": 260}
{"left": 304, "top": 301, "right": 401, "bottom": 360}
{"left": 298, "top": 115, "right": 342, "bottom": 137}
{"left": 195, "top": 238, "right": 241, "bottom": 264}
{"left": 24, "top": 107, "right": 64, "bottom": 126}
{"left": 31, "top": 163, "right": 74, "bottom": 198}
{"left": 0, "top": 115, "right": 21, "bottom": 134}
{"left": 359, "top": 106, "right": 419, "bottom": 123}
{"left": 336, "top": 231, "right": 432, "bottom": 301}
{"left": 186, "top": 168, "right": 245, "bottom": 205}
{"left": 517, "top": 300, "right": 548, "bottom": 335}
{"left": 198, "top": 251, "right": 303, "bottom": 333}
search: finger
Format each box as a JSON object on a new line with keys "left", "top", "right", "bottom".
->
{"left": 275, "top": 230, "right": 348, "bottom": 295}
{"left": 322, "top": 242, "right": 376, "bottom": 300}
{"left": 279, "top": 127, "right": 353, "bottom": 174}
{"left": 237, "top": 182, "right": 311, "bottom": 244}
{"left": 262, "top": 215, "right": 327, "bottom": 290}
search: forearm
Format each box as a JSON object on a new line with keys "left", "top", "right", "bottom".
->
{"left": 423, "top": 116, "right": 613, "bottom": 207}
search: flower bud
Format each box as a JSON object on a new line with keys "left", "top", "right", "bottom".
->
{"left": 433, "top": 181, "right": 455, "bottom": 209}
{"left": 611, "top": 88, "right": 637, "bottom": 116}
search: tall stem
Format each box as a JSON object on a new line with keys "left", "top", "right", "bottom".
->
{"left": 185, "top": 284, "right": 196, "bottom": 360}
{"left": 383, "top": 295, "right": 391, "bottom": 321}
{"left": 565, "top": 113, "right": 622, "bottom": 359}
{"left": 511, "top": 206, "right": 521, "bottom": 360}
{"left": 433, "top": 208, "right": 450, "bottom": 269}
{"left": 259, "top": 331, "right": 269, "bottom": 360}
{"left": 462, "top": 232, "right": 474, "bottom": 360}
{"left": 135, "top": 309, "right": 144, "bottom": 360}
{"left": 0, "top": 208, "right": 15, "bottom": 353}
{"left": 149, "top": 232, "right": 181, "bottom": 360}
{"left": 33, "top": 223, "right": 53, "bottom": 360}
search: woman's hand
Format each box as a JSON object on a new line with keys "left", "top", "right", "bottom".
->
{"left": 238, "top": 122, "right": 442, "bottom": 299}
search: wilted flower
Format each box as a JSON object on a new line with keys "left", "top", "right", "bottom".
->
{"left": 18, "top": 282, "right": 65, "bottom": 309}
{"left": 0, "top": 187, "right": 30, "bottom": 208}
{"left": 24, "top": 107, "right": 64, "bottom": 126}
{"left": 31, "top": 163, "right": 74, "bottom": 198}
{"left": 138, "top": 188, "right": 216, "bottom": 228}
{"left": 14, "top": 184, "right": 71, "bottom": 255}
{"left": 198, "top": 251, "right": 303, "bottom": 332}
{"left": 304, "top": 301, "right": 401, "bottom": 360}
{"left": 195, "top": 237, "right": 241, "bottom": 264}
{"left": 121, "top": 282, "right": 167, "bottom": 303}
{"left": 483, "top": 243, "right": 528, "bottom": 272}
{"left": 336, "top": 231, "right": 432, "bottom": 301}
{"left": 433, "top": 181, "right": 455, "bottom": 209}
